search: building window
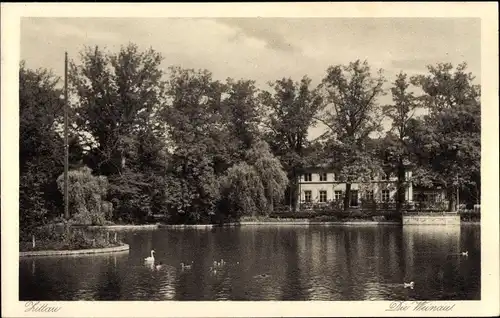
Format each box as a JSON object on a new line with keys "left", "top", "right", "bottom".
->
{"left": 304, "top": 191, "right": 312, "bottom": 203}
{"left": 319, "top": 173, "right": 327, "bottom": 181}
{"left": 333, "top": 173, "right": 338, "bottom": 181}
{"left": 382, "top": 190, "right": 390, "bottom": 202}
{"left": 365, "top": 190, "right": 374, "bottom": 201}
{"left": 334, "top": 190, "right": 343, "bottom": 201}
{"left": 304, "top": 173, "right": 312, "bottom": 182}
{"left": 319, "top": 190, "right": 327, "bottom": 202}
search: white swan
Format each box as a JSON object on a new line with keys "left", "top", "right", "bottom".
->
{"left": 404, "top": 281, "right": 415, "bottom": 289}
{"left": 461, "top": 251, "right": 468, "bottom": 256}
{"left": 144, "top": 250, "right": 155, "bottom": 263}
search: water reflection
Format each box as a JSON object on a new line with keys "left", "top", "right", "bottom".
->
{"left": 20, "top": 224, "right": 480, "bottom": 301}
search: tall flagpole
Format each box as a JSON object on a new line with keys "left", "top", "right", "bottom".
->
{"left": 64, "top": 52, "right": 69, "bottom": 220}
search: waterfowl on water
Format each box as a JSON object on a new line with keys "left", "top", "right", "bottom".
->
{"left": 144, "top": 250, "right": 155, "bottom": 263}
{"left": 461, "top": 251, "right": 468, "bottom": 256}
{"left": 155, "top": 262, "right": 164, "bottom": 270}
{"left": 181, "top": 262, "right": 193, "bottom": 270}
{"left": 403, "top": 281, "right": 415, "bottom": 289}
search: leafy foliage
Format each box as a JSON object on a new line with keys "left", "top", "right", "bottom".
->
{"left": 19, "top": 42, "right": 481, "bottom": 229}
{"left": 19, "top": 62, "right": 65, "bottom": 237}
{"left": 409, "top": 63, "right": 480, "bottom": 211}
{"left": 320, "top": 60, "right": 386, "bottom": 209}
{"left": 381, "top": 72, "right": 419, "bottom": 208}
{"left": 261, "top": 76, "right": 324, "bottom": 210}
{"left": 220, "top": 140, "right": 288, "bottom": 217}
{"left": 56, "top": 166, "right": 110, "bottom": 225}
{"left": 161, "top": 67, "right": 226, "bottom": 222}
{"left": 67, "top": 44, "right": 170, "bottom": 222}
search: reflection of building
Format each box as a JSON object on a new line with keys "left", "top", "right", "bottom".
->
{"left": 296, "top": 167, "right": 446, "bottom": 209}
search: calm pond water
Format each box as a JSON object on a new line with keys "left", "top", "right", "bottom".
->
{"left": 19, "top": 224, "right": 480, "bottom": 301}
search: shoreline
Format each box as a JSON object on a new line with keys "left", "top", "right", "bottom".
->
{"left": 19, "top": 243, "right": 130, "bottom": 258}
{"left": 73, "top": 224, "right": 160, "bottom": 230}
{"left": 19, "top": 220, "right": 480, "bottom": 256}
{"left": 71, "top": 219, "right": 480, "bottom": 230}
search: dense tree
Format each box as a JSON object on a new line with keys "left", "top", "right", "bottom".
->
{"left": 320, "top": 60, "right": 385, "bottom": 210}
{"left": 220, "top": 140, "right": 288, "bottom": 217}
{"left": 68, "top": 43, "right": 168, "bottom": 221}
{"left": 407, "top": 102, "right": 480, "bottom": 211}
{"left": 411, "top": 62, "right": 480, "bottom": 112}
{"left": 382, "top": 72, "right": 419, "bottom": 211}
{"left": 56, "top": 166, "right": 110, "bottom": 225}
{"left": 409, "top": 63, "right": 480, "bottom": 211}
{"left": 19, "top": 41, "right": 481, "bottom": 229}
{"left": 222, "top": 78, "right": 262, "bottom": 160}
{"left": 246, "top": 140, "right": 289, "bottom": 214}
{"left": 19, "top": 62, "right": 65, "bottom": 237}
{"left": 261, "top": 76, "right": 323, "bottom": 211}
{"left": 162, "top": 67, "right": 226, "bottom": 222}
{"left": 69, "top": 43, "right": 166, "bottom": 176}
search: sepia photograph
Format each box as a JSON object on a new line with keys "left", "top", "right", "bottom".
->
{"left": 2, "top": 2, "right": 499, "bottom": 317}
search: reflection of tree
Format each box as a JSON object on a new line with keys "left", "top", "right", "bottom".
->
{"left": 458, "top": 225, "right": 480, "bottom": 299}
{"left": 20, "top": 255, "right": 111, "bottom": 300}
{"left": 402, "top": 226, "right": 465, "bottom": 300}
{"left": 21, "top": 226, "right": 479, "bottom": 301}
{"left": 94, "top": 255, "right": 123, "bottom": 300}
{"left": 280, "top": 230, "right": 302, "bottom": 300}
{"left": 342, "top": 230, "right": 355, "bottom": 299}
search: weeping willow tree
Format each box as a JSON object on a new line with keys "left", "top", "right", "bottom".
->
{"left": 57, "top": 166, "right": 111, "bottom": 225}
{"left": 220, "top": 140, "right": 288, "bottom": 217}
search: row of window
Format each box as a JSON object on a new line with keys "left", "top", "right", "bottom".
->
{"left": 302, "top": 172, "right": 395, "bottom": 182}
{"left": 303, "top": 190, "right": 392, "bottom": 203}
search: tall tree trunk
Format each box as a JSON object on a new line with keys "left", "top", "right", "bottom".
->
{"left": 343, "top": 183, "right": 351, "bottom": 211}
{"left": 396, "top": 164, "right": 406, "bottom": 213}
{"left": 447, "top": 187, "right": 456, "bottom": 212}
{"left": 269, "top": 192, "right": 274, "bottom": 216}
{"left": 291, "top": 171, "right": 298, "bottom": 212}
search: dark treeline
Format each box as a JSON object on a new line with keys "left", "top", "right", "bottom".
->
{"left": 20, "top": 43, "right": 481, "bottom": 235}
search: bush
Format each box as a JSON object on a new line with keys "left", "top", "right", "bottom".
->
{"left": 460, "top": 210, "right": 480, "bottom": 222}
{"left": 371, "top": 215, "right": 386, "bottom": 222}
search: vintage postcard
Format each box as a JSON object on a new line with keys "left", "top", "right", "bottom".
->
{"left": 2, "top": 2, "right": 499, "bottom": 317}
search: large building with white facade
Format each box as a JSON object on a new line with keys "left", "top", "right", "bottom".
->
{"left": 296, "top": 167, "right": 447, "bottom": 208}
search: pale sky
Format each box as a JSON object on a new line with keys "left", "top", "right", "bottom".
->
{"left": 21, "top": 17, "right": 481, "bottom": 139}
